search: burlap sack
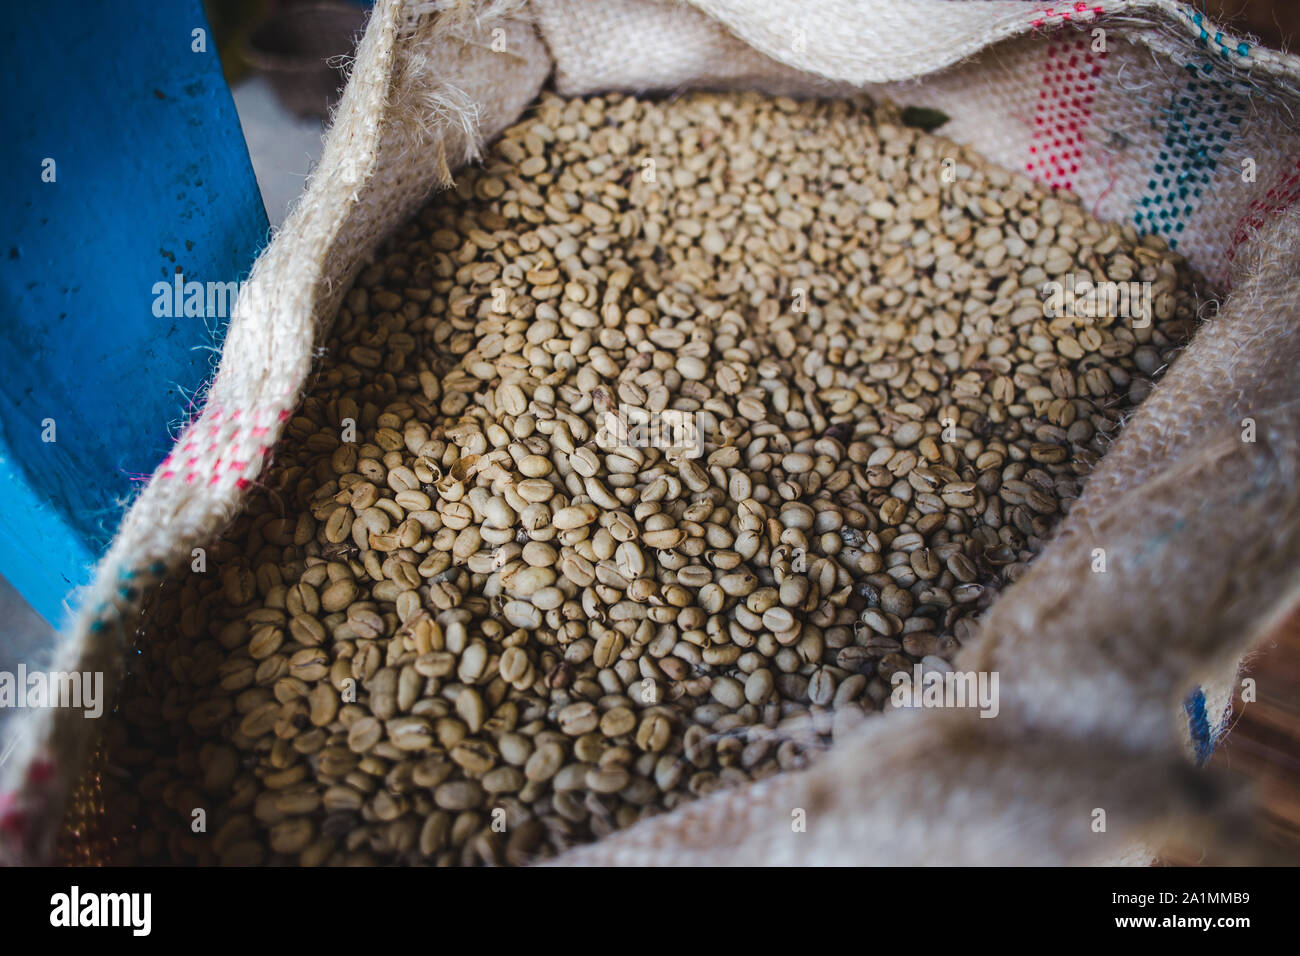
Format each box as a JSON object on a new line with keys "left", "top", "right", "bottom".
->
{"left": 5, "top": 0, "right": 1300, "bottom": 865}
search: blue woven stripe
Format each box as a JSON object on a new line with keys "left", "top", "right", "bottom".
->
{"left": 1184, "top": 687, "right": 1214, "bottom": 766}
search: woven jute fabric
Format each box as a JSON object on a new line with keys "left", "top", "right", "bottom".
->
{"left": 4, "top": 0, "right": 1299, "bottom": 865}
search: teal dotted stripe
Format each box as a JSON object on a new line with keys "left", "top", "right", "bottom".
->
{"left": 1132, "top": 61, "right": 1246, "bottom": 249}
{"left": 88, "top": 561, "right": 167, "bottom": 634}
{"left": 1182, "top": 9, "right": 1251, "bottom": 62}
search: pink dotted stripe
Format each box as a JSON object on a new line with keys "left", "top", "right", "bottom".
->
{"left": 1225, "top": 158, "right": 1300, "bottom": 279}
{"left": 157, "top": 406, "right": 291, "bottom": 490}
{"left": 1030, "top": 2, "right": 1104, "bottom": 29}
{"left": 1027, "top": 36, "right": 1106, "bottom": 193}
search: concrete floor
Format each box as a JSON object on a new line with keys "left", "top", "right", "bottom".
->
{"left": 231, "top": 75, "right": 326, "bottom": 230}
{"left": 0, "top": 576, "right": 57, "bottom": 747}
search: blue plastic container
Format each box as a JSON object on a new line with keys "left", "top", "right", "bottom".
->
{"left": 0, "top": 0, "right": 269, "bottom": 628}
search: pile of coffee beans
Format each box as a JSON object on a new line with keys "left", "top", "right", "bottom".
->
{"left": 83, "top": 90, "right": 1205, "bottom": 865}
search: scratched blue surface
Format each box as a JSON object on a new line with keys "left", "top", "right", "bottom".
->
{"left": 0, "top": 0, "right": 268, "bottom": 628}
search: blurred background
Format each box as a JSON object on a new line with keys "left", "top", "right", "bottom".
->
{"left": 208, "top": 0, "right": 372, "bottom": 227}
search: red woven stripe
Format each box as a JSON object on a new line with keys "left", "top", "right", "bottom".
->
{"left": 1027, "top": 36, "right": 1105, "bottom": 193}
{"left": 1031, "top": 3, "right": 1104, "bottom": 29}
{"left": 1225, "top": 159, "right": 1300, "bottom": 276}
